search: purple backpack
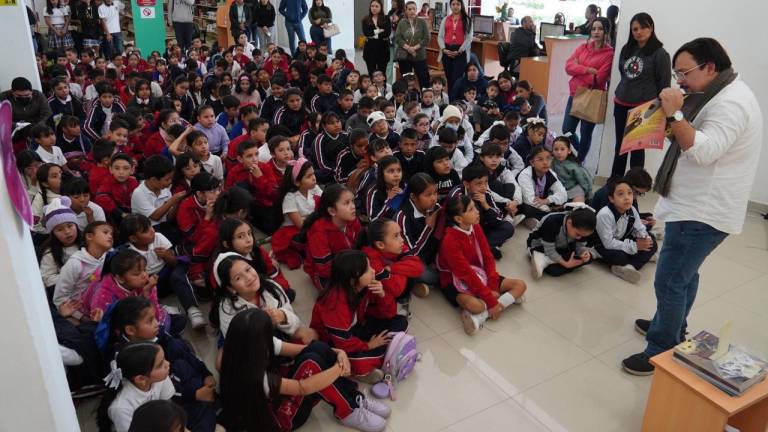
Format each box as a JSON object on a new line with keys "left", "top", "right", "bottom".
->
{"left": 371, "top": 332, "right": 421, "bottom": 400}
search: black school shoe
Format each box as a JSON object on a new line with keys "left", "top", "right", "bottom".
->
{"left": 491, "top": 247, "right": 502, "bottom": 260}
{"left": 622, "top": 352, "right": 655, "bottom": 376}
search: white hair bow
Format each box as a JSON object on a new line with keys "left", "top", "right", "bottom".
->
{"left": 564, "top": 202, "right": 595, "bottom": 212}
{"left": 103, "top": 360, "right": 123, "bottom": 389}
{"left": 526, "top": 117, "right": 546, "bottom": 126}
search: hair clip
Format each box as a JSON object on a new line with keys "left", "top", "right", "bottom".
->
{"left": 526, "top": 117, "right": 546, "bottom": 125}
{"left": 103, "top": 360, "right": 123, "bottom": 389}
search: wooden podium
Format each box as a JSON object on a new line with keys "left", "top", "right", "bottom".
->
{"left": 641, "top": 350, "right": 768, "bottom": 432}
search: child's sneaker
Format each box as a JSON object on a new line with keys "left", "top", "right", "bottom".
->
{"left": 461, "top": 310, "right": 487, "bottom": 336}
{"left": 340, "top": 407, "right": 387, "bottom": 432}
{"left": 187, "top": 306, "right": 207, "bottom": 330}
{"left": 412, "top": 283, "right": 430, "bottom": 298}
{"left": 356, "top": 368, "right": 385, "bottom": 384}
{"left": 512, "top": 214, "right": 527, "bottom": 226}
{"left": 611, "top": 264, "right": 642, "bottom": 284}
{"left": 358, "top": 395, "right": 391, "bottom": 418}
{"left": 514, "top": 294, "right": 526, "bottom": 305}
{"left": 531, "top": 251, "right": 549, "bottom": 279}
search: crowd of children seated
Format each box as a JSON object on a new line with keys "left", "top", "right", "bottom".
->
{"left": 19, "top": 35, "right": 662, "bottom": 432}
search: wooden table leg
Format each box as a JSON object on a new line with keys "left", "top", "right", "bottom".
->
{"left": 641, "top": 368, "right": 729, "bottom": 432}
{"left": 729, "top": 396, "right": 768, "bottom": 432}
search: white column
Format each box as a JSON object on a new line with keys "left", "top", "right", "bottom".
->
{"left": 0, "top": 2, "right": 80, "bottom": 431}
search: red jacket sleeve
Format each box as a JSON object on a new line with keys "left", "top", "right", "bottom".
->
{"left": 565, "top": 44, "right": 589, "bottom": 76}
{"left": 250, "top": 162, "right": 279, "bottom": 205}
{"left": 307, "top": 223, "right": 333, "bottom": 280}
{"left": 192, "top": 219, "right": 218, "bottom": 262}
{"left": 176, "top": 197, "right": 199, "bottom": 237}
{"left": 259, "top": 246, "right": 290, "bottom": 290}
{"left": 441, "top": 230, "right": 499, "bottom": 309}
{"left": 315, "top": 294, "right": 370, "bottom": 353}
{"left": 475, "top": 227, "right": 500, "bottom": 293}
{"left": 93, "top": 180, "right": 117, "bottom": 214}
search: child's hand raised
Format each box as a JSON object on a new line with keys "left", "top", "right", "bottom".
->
{"left": 368, "top": 330, "right": 391, "bottom": 349}
{"left": 90, "top": 308, "right": 104, "bottom": 323}
{"left": 387, "top": 186, "right": 403, "bottom": 200}
{"left": 425, "top": 210, "right": 438, "bottom": 228}
{"left": 367, "top": 280, "right": 385, "bottom": 297}
{"left": 58, "top": 299, "right": 82, "bottom": 318}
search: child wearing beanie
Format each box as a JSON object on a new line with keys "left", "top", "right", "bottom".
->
{"left": 39, "top": 197, "right": 81, "bottom": 292}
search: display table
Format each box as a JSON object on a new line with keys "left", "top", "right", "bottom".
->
{"left": 519, "top": 35, "right": 586, "bottom": 116}
{"left": 641, "top": 350, "right": 768, "bottom": 432}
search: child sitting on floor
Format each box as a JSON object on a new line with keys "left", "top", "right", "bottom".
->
{"left": 437, "top": 195, "right": 527, "bottom": 335}
{"left": 595, "top": 178, "right": 658, "bottom": 284}
{"left": 518, "top": 146, "right": 568, "bottom": 230}
{"left": 94, "top": 153, "right": 138, "bottom": 224}
{"left": 310, "top": 250, "right": 408, "bottom": 383}
{"left": 551, "top": 136, "right": 592, "bottom": 203}
{"left": 272, "top": 159, "right": 323, "bottom": 269}
{"left": 527, "top": 207, "right": 596, "bottom": 279}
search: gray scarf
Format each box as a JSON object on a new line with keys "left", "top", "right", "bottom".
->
{"left": 653, "top": 67, "right": 737, "bottom": 196}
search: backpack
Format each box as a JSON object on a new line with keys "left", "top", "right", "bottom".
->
{"left": 371, "top": 332, "right": 421, "bottom": 400}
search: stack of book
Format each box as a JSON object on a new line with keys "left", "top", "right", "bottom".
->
{"left": 673, "top": 330, "right": 767, "bottom": 396}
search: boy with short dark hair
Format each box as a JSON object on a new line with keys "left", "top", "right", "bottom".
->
{"left": 215, "top": 95, "right": 241, "bottom": 134}
{"left": 332, "top": 89, "right": 356, "bottom": 126}
{"left": 447, "top": 163, "right": 515, "bottom": 258}
{"left": 131, "top": 155, "right": 185, "bottom": 242}
{"left": 310, "top": 75, "right": 338, "bottom": 113}
{"left": 61, "top": 177, "right": 107, "bottom": 230}
{"left": 353, "top": 138, "right": 393, "bottom": 209}
{"left": 334, "top": 128, "right": 369, "bottom": 184}
{"left": 259, "top": 73, "right": 287, "bottom": 126}
{"left": 94, "top": 152, "right": 138, "bottom": 222}
{"left": 83, "top": 82, "right": 126, "bottom": 141}
{"left": 56, "top": 115, "right": 92, "bottom": 174}
{"left": 394, "top": 128, "right": 425, "bottom": 181}
{"left": 346, "top": 96, "right": 375, "bottom": 132}
{"left": 225, "top": 118, "right": 269, "bottom": 170}
{"left": 87, "top": 140, "right": 117, "bottom": 194}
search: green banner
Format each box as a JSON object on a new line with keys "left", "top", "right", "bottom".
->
{"left": 130, "top": 0, "right": 166, "bottom": 56}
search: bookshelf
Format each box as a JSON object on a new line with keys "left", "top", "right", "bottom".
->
{"left": 120, "top": 0, "right": 223, "bottom": 47}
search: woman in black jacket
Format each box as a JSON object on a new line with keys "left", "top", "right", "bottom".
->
{"left": 610, "top": 12, "right": 670, "bottom": 177}
{"left": 251, "top": 0, "right": 276, "bottom": 52}
{"left": 362, "top": 0, "right": 391, "bottom": 79}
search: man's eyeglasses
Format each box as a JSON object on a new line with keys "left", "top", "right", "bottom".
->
{"left": 673, "top": 63, "right": 705, "bottom": 81}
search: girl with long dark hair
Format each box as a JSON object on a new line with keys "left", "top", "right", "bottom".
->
{"left": 610, "top": 13, "right": 670, "bottom": 177}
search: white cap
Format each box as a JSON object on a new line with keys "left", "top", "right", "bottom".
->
{"left": 367, "top": 111, "right": 387, "bottom": 126}
{"left": 440, "top": 105, "right": 462, "bottom": 123}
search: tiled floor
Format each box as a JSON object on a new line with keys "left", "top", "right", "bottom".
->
{"left": 76, "top": 194, "right": 768, "bottom": 431}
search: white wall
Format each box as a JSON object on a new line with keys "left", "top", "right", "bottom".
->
{"left": 595, "top": 0, "right": 768, "bottom": 204}
{"left": 274, "top": 0, "right": 357, "bottom": 61}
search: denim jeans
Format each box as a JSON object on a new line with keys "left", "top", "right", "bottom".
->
{"left": 252, "top": 25, "right": 274, "bottom": 51}
{"left": 284, "top": 21, "right": 306, "bottom": 56}
{"left": 562, "top": 96, "right": 597, "bottom": 163}
{"left": 644, "top": 221, "right": 728, "bottom": 357}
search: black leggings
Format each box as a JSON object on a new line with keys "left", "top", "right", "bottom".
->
{"left": 528, "top": 243, "right": 591, "bottom": 277}
{"left": 611, "top": 103, "right": 645, "bottom": 178}
{"left": 398, "top": 59, "right": 430, "bottom": 89}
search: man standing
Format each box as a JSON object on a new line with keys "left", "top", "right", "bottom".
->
{"left": 278, "top": 0, "right": 308, "bottom": 56}
{"left": 99, "top": 0, "right": 124, "bottom": 59}
{"left": 622, "top": 38, "right": 763, "bottom": 375}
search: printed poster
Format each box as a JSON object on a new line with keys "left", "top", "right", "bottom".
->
{"left": 620, "top": 99, "right": 667, "bottom": 155}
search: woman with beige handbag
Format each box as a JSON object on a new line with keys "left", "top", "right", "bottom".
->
{"left": 562, "top": 17, "right": 614, "bottom": 163}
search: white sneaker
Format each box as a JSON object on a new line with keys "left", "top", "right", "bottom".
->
{"left": 358, "top": 395, "right": 391, "bottom": 418}
{"left": 611, "top": 264, "right": 642, "bottom": 284}
{"left": 514, "top": 294, "right": 526, "bottom": 305}
{"left": 187, "top": 306, "right": 207, "bottom": 330}
{"left": 461, "top": 310, "right": 487, "bottom": 336}
{"left": 340, "top": 407, "right": 387, "bottom": 432}
{"left": 531, "top": 251, "right": 549, "bottom": 279}
{"left": 512, "top": 214, "right": 527, "bottom": 226}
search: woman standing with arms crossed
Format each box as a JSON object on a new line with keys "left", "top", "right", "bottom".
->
{"left": 362, "top": 0, "right": 391, "bottom": 80}
{"left": 309, "top": 0, "right": 333, "bottom": 51}
{"left": 393, "top": 1, "right": 431, "bottom": 89}
{"left": 562, "top": 17, "right": 614, "bottom": 163}
{"left": 386, "top": 0, "right": 405, "bottom": 84}
{"left": 437, "top": 0, "right": 473, "bottom": 94}
{"left": 610, "top": 12, "right": 670, "bottom": 178}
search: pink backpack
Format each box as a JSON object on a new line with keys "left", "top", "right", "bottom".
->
{"left": 372, "top": 332, "right": 421, "bottom": 400}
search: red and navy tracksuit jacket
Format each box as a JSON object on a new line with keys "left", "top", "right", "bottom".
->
{"left": 334, "top": 148, "right": 363, "bottom": 184}
{"left": 437, "top": 225, "right": 501, "bottom": 309}
{"left": 312, "top": 131, "right": 349, "bottom": 184}
{"left": 93, "top": 176, "right": 138, "bottom": 221}
{"left": 176, "top": 195, "right": 207, "bottom": 252}
{"left": 304, "top": 216, "right": 362, "bottom": 290}
{"left": 362, "top": 246, "right": 424, "bottom": 319}
{"left": 394, "top": 199, "right": 441, "bottom": 265}
{"left": 83, "top": 99, "right": 126, "bottom": 140}
{"left": 224, "top": 161, "right": 281, "bottom": 207}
